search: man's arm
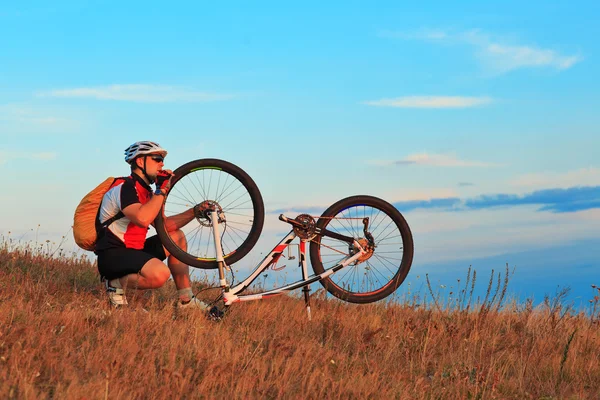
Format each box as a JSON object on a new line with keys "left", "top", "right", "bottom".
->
{"left": 122, "top": 170, "right": 194, "bottom": 230}
{"left": 162, "top": 208, "right": 196, "bottom": 231}
{"left": 124, "top": 198, "right": 196, "bottom": 230}
{"left": 122, "top": 195, "right": 165, "bottom": 228}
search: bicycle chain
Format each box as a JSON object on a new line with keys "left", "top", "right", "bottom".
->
{"left": 308, "top": 216, "right": 365, "bottom": 220}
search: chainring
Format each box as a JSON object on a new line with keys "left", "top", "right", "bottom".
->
{"left": 294, "top": 214, "right": 317, "bottom": 241}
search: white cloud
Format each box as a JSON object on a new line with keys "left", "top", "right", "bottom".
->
{"left": 369, "top": 153, "right": 502, "bottom": 167}
{"left": 510, "top": 167, "right": 600, "bottom": 191}
{"left": 0, "top": 105, "right": 75, "bottom": 128}
{"left": 384, "top": 28, "right": 582, "bottom": 74}
{"left": 364, "top": 96, "right": 491, "bottom": 108}
{"left": 386, "top": 188, "right": 460, "bottom": 202}
{"left": 481, "top": 43, "right": 582, "bottom": 74}
{"left": 0, "top": 151, "right": 57, "bottom": 164}
{"left": 37, "top": 84, "right": 235, "bottom": 103}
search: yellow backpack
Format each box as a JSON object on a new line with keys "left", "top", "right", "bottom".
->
{"left": 73, "top": 177, "right": 127, "bottom": 251}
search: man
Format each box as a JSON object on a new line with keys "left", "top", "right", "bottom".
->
{"left": 95, "top": 141, "right": 221, "bottom": 318}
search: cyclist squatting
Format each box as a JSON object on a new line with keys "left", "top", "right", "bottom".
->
{"left": 95, "top": 141, "right": 219, "bottom": 317}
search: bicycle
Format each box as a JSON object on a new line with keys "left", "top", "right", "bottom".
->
{"left": 155, "top": 159, "right": 414, "bottom": 317}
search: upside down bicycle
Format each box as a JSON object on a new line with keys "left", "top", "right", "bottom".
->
{"left": 154, "top": 159, "right": 414, "bottom": 316}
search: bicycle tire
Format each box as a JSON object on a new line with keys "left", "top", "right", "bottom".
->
{"left": 309, "top": 195, "right": 414, "bottom": 303}
{"left": 155, "top": 159, "right": 264, "bottom": 269}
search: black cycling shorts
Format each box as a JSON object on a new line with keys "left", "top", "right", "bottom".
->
{"left": 97, "top": 235, "right": 167, "bottom": 281}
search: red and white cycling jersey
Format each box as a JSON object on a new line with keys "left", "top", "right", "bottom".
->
{"left": 95, "top": 174, "right": 152, "bottom": 251}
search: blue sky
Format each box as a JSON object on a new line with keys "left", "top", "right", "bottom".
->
{"left": 1, "top": 1, "right": 598, "bottom": 303}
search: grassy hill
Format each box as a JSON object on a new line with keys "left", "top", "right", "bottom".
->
{"left": 1, "top": 241, "right": 599, "bottom": 399}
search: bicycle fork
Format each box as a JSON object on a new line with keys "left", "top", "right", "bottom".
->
{"left": 210, "top": 210, "right": 229, "bottom": 292}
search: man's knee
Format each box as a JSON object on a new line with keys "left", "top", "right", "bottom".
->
{"left": 141, "top": 261, "right": 171, "bottom": 288}
{"left": 157, "top": 270, "right": 171, "bottom": 288}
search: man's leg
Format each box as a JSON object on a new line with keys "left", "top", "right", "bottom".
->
{"left": 117, "top": 258, "right": 171, "bottom": 290}
{"left": 99, "top": 248, "right": 170, "bottom": 307}
{"left": 161, "top": 230, "right": 224, "bottom": 318}
{"left": 166, "top": 230, "right": 191, "bottom": 289}
{"left": 163, "top": 229, "right": 216, "bottom": 309}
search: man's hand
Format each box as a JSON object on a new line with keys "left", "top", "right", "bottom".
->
{"left": 156, "top": 170, "right": 174, "bottom": 193}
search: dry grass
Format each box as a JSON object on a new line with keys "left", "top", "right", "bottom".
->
{"left": 1, "top": 240, "right": 599, "bottom": 400}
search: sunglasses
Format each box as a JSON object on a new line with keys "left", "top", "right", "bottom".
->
{"left": 149, "top": 156, "right": 164, "bottom": 163}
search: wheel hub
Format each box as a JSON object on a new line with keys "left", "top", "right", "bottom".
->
{"left": 194, "top": 200, "right": 225, "bottom": 226}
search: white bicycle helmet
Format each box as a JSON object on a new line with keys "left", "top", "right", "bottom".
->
{"left": 124, "top": 141, "right": 168, "bottom": 164}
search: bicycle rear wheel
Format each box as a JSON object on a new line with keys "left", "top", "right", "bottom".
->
{"left": 309, "top": 195, "right": 413, "bottom": 303}
{"left": 155, "top": 159, "right": 264, "bottom": 269}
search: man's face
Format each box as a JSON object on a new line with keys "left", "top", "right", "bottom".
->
{"left": 137, "top": 153, "right": 165, "bottom": 178}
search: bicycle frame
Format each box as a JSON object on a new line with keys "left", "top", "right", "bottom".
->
{"left": 208, "top": 211, "right": 368, "bottom": 307}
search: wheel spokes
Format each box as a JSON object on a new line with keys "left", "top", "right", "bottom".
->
{"left": 317, "top": 204, "right": 405, "bottom": 295}
{"left": 163, "top": 168, "right": 257, "bottom": 261}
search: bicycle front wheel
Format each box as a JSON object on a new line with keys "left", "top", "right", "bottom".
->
{"left": 155, "top": 159, "right": 264, "bottom": 269}
{"left": 309, "top": 195, "right": 414, "bottom": 303}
